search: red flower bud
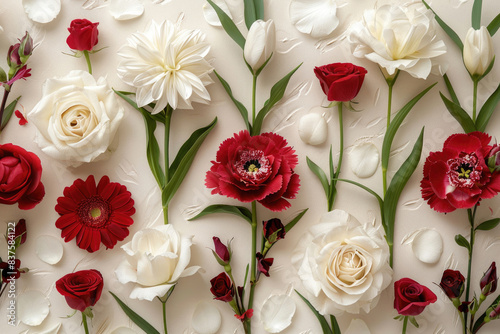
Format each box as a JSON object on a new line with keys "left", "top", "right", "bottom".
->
{"left": 480, "top": 262, "right": 497, "bottom": 296}
{"left": 263, "top": 218, "right": 285, "bottom": 243}
{"left": 66, "top": 19, "right": 99, "bottom": 51}
{"left": 14, "top": 219, "right": 27, "bottom": 245}
{"left": 0, "top": 259, "right": 26, "bottom": 283}
{"left": 256, "top": 252, "right": 274, "bottom": 277}
{"left": 440, "top": 269, "right": 465, "bottom": 299}
{"left": 19, "top": 32, "right": 33, "bottom": 57}
{"left": 8, "top": 44, "right": 21, "bottom": 67}
{"left": 234, "top": 309, "right": 253, "bottom": 321}
{"left": 210, "top": 272, "right": 233, "bottom": 302}
{"left": 212, "top": 237, "right": 230, "bottom": 264}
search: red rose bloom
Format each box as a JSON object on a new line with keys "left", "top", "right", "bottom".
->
{"left": 394, "top": 278, "right": 437, "bottom": 316}
{"left": 314, "top": 63, "right": 367, "bottom": 102}
{"left": 55, "top": 175, "right": 135, "bottom": 253}
{"left": 56, "top": 269, "right": 103, "bottom": 312}
{"left": 440, "top": 269, "right": 465, "bottom": 299}
{"left": 0, "top": 143, "right": 45, "bottom": 210}
{"left": 66, "top": 19, "right": 99, "bottom": 51}
{"left": 205, "top": 131, "right": 300, "bottom": 211}
{"left": 210, "top": 272, "right": 234, "bottom": 302}
{"left": 421, "top": 132, "right": 500, "bottom": 213}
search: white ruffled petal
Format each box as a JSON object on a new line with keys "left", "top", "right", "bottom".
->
{"left": 411, "top": 228, "right": 443, "bottom": 264}
{"left": 260, "top": 294, "right": 296, "bottom": 333}
{"left": 108, "top": 0, "right": 144, "bottom": 20}
{"left": 35, "top": 235, "right": 63, "bottom": 265}
{"left": 349, "top": 142, "right": 380, "bottom": 178}
{"left": 289, "top": 0, "right": 339, "bottom": 38}
{"left": 18, "top": 290, "right": 50, "bottom": 326}
{"left": 22, "top": 0, "right": 61, "bottom": 23}
{"left": 191, "top": 301, "right": 222, "bottom": 334}
{"left": 203, "top": 0, "right": 232, "bottom": 27}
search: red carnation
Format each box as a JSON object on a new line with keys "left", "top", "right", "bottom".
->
{"left": 394, "top": 278, "right": 437, "bottom": 316}
{"left": 55, "top": 175, "right": 135, "bottom": 253}
{"left": 421, "top": 132, "right": 500, "bottom": 213}
{"left": 205, "top": 131, "right": 300, "bottom": 212}
{"left": 314, "top": 63, "right": 367, "bottom": 102}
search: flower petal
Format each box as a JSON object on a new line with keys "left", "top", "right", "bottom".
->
{"left": 18, "top": 290, "right": 50, "bottom": 326}
{"left": 289, "top": 0, "right": 339, "bottom": 38}
{"left": 191, "top": 301, "right": 222, "bottom": 334}
{"left": 35, "top": 235, "right": 64, "bottom": 265}
{"left": 108, "top": 0, "right": 144, "bottom": 20}
{"left": 411, "top": 228, "right": 443, "bottom": 264}
{"left": 350, "top": 141, "right": 380, "bottom": 178}
{"left": 260, "top": 294, "right": 296, "bottom": 333}
{"left": 202, "top": 0, "right": 232, "bottom": 27}
{"left": 22, "top": 0, "right": 61, "bottom": 23}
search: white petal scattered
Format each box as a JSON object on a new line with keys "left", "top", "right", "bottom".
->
{"left": 34, "top": 323, "right": 62, "bottom": 334}
{"left": 110, "top": 327, "right": 138, "bottom": 334}
{"left": 350, "top": 142, "right": 380, "bottom": 178}
{"left": 18, "top": 290, "right": 50, "bottom": 326}
{"left": 261, "top": 294, "right": 296, "bottom": 333}
{"left": 35, "top": 235, "right": 63, "bottom": 265}
{"left": 22, "top": 0, "right": 61, "bottom": 24}
{"left": 411, "top": 229, "right": 443, "bottom": 264}
{"left": 191, "top": 301, "right": 221, "bottom": 334}
{"left": 298, "top": 113, "right": 328, "bottom": 145}
{"left": 108, "top": 0, "right": 144, "bottom": 20}
{"left": 345, "top": 319, "right": 371, "bottom": 334}
{"left": 289, "top": 0, "right": 339, "bottom": 38}
{"left": 203, "top": 0, "right": 232, "bottom": 27}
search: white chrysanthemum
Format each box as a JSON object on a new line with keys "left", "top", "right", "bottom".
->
{"left": 117, "top": 20, "right": 213, "bottom": 113}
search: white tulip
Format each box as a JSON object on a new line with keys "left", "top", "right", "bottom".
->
{"left": 463, "top": 26, "right": 494, "bottom": 77}
{"left": 244, "top": 19, "right": 276, "bottom": 72}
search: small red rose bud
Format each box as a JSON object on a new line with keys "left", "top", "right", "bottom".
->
{"left": 19, "top": 32, "right": 33, "bottom": 64}
{"left": 263, "top": 218, "right": 286, "bottom": 244}
{"left": 7, "top": 44, "right": 21, "bottom": 67}
{"left": 212, "top": 237, "right": 231, "bottom": 266}
{"left": 480, "top": 262, "right": 497, "bottom": 297}
{"left": 14, "top": 219, "right": 27, "bottom": 246}
{"left": 210, "top": 272, "right": 234, "bottom": 302}
{"left": 440, "top": 269, "right": 465, "bottom": 300}
{"left": 256, "top": 252, "right": 274, "bottom": 277}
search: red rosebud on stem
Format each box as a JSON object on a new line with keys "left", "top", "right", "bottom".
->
{"left": 480, "top": 262, "right": 497, "bottom": 297}
{"left": 14, "top": 218, "right": 27, "bottom": 245}
{"left": 263, "top": 218, "right": 285, "bottom": 245}
{"left": 66, "top": 19, "right": 99, "bottom": 51}
{"left": 314, "top": 63, "right": 367, "bottom": 102}
{"left": 440, "top": 269, "right": 465, "bottom": 300}
{"left": 394, "top": 278, "right": 437, "bottom": 316}
{"left": 210, "top": 272, "right": 234, "bottom": 302}
{"left": 212, "top": 237, "right": 231, "bottom": 266}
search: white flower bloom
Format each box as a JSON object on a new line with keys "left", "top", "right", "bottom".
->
{"left": 244, "top": 19, "right": 276, "bottom": 72}
{"left": 289, "top": 0, "right": 339, "bottom": 38}
{"left": 29, "top": 70, "right": 124, "bottom": 167}
{"left": 118, "top": 20, "right": 213, "bottom": 113}
{"left": 463, "top": 26, "right": 494, "bottom": 77}
{"left": 349, "top": 3, "right": 446, "bottom": 79}
{"left": 115, "top": 224, "right": 200, "bottom": 301}
{"left": 292, "top": 210, "right": 392, "bottom": 315}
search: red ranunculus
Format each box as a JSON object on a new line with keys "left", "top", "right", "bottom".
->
{"left": 205, "top": 131, "right": 300, "bottom": 212}
{"left": 56, "top": 269, "right": 103, "bottom": 312}
{"left": 66, "top": 19, "right": 99, "bottom": 51}
{"left": 421, "top": 132, "right": 500, "bottom": 213}
{"left": 0, "top": 143, "right": 45, "bottom": 210}
{"left": 440, "top": 269, "right": 465, "bottom": 299}
{"left": 210, "top": 272, "right": 233, "bottom": 302}
{"left": 314, "top": 63, "right": 367, "bottom": 102}
{"left": 394, "top": 278, "right": 437, "bottom": 316}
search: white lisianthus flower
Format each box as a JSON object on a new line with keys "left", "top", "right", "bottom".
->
{"left": 463, "top": 26, "right": 494, "bottom": 77}
{"left": 115, "top": 224, "right": 200, "bottom": 301}
{"left": 349, "top": 3, "right": 447, "bottom": 79}
{"left": 29, "top": 70, "right": 124, "bottom": 167}
{"left": 244, "top": 19, "right": 276, "bottom": 72}
{"left": 292, "top": 210, "right": 392, "bottom": 315}
{"left": 117, "top": 20, "right": 213, "bottom": 113}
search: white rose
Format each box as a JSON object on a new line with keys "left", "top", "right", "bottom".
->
{"left": 29, "top": 70, "right": 124, "bottom": 167}
{"left": 292, "top": 210, "right": 392, "bottom": 315}
{"left": 115, "top": 224, "right": 200, "bottom": 301}
{"left": 349, "top": 3, "right": 446, "bottom": 79}
{"left": 463, "top": 26, "right": 494, "bottom": 77}
{"left": 244, "top": 19, "right": 276, "bottom": 72}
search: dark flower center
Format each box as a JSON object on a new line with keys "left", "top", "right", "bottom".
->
{"left": 447, "top": 153, "right": 482, "bottom": 188}
{"left": 235, "top": 149, "right": 271, "bottom": 182}
{"left": 244, "top": 159, "right": 261, "bottom": 173}
{"left": 77, "top": 196, "right": 111, "bottom": 228}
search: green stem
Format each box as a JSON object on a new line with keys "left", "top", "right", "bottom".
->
{"left": 162, "top": 301, "right": 168, "bottom": 334}
{"left": 83, "top": 50, "right": 92, "bottom": 75}
{"left": 387, "top": 82, "right": 394, "bottom": 130}
{"left": 163, "top": 106, "right": 173, "bottom": 224}
{"left": 472, "top": 79, "right": 478, "bottom": 123}
{"left": 329, "top": 103, "right": 344, "bottom": 211}
{"left": 252, "top": 74, "right": 257, "bottom": 126}
{"left": 465, "top": 206, "right": 477, "bottom": 331}
{"left": 402, "top": 316, "right": 408, "bottom": 334}
{"left": 459, "top": 310, "right": 466, "bottom": 334}
{"left": 383, "top": 70, "right": 399, "bottom": 197}
{"left": 246, "top": 201, "right": 258, "bottom": 334}
{"left": 82, "top": 312, "right": 90, "bottom": 334}
{"left": 0, "top": 87, "right": 10, "bottom": 131}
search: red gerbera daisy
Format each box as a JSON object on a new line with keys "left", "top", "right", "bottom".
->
{"left": 55, "top": 175, "right": 135, "bottom": 253}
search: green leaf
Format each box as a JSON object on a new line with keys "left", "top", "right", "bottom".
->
{"left": 488, "top": 13, "right": 500, "bottom": 35}
{"left": 330, "top": 315, "right": 341, "bottom": 334}
{"left": 254, "top": 0, "right": 264, "bottom": 21}
{"left": 473, "top": 294, "right": 500, "bottom": 332}
{"left": 471, "top": 0, "right": 483, "bottom": 29}
{"left": 284, "top": 208, "right": 308, "bottom": 233}
{"left": 475, "top": 218, "right": 500, "bottom": 231}
{"left": 384, "top": 128, "right": 424, "bottom": 249}
{"left": 443, "top": 73, "right": 460, "bottom": 106}
{"left": 0, "top": 67, "right": 6, "bottom": 83}
{"left": 162, "top": 118, "right": 217, "bottom": 207}
{"left": 0, "top": 96, "right": 20, "bottom": 130}
{"left": 381, "top": 83, "right": 435, "bottom": 175}
{"left": 252, "top": 63, "right": 301, "bottom": 135}
{"left": 422, "top": 0, "right": 463, "bottom": 50}
{"left": 307, "top": 157, "right": 330, "bottom": 202}
{"left": 409, "top": 316, "right": 420, "bottom": 328}
{"left": 455, "top": 234, "right": 471, "bottom": 252}
{"left": 214, "top": 70, "right": 251, "bottom": 132}
{"left": 189, "top": 204, "right": 252, "bottom": 223}
{"left": 110, "top": 292, "right": 160, "bottom": 334}
{"left": 476, "top": 80, "right": 500, "bottom": 132}
{"left": 336, "top": 178, "right": 384, "bottom": 217}
{"left": 243, "top": 0, "right": 257, "bottom": 29}
{"left": 207, "top": 0, "right": 245, "bottom": 49}
{"left": 114, "top": 90, "right": 166, "bottom": 188}
{"left": 439, "top": 92, "right": 477, "bottom": 133}
{"left": 295, "top": 290, "right": 334, "bottom": 334}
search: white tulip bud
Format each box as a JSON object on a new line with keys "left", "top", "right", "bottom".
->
{"left": 244, "top": 19, "right": 276, "bottom": 72}
{"left": 463, "top": 26, "right": 494, "bottom": 77}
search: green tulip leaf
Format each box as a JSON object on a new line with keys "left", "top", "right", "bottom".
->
{"left": 110, "top": 292, "right": 160, "bottom": 334}
{"left": 488, "top": 13, "right": 500, "bottom": 35}
{"left": 471, "top": 0, "right": 483, "bottom": 29}
{"left": 475, "top": 218, "right": 500, "bottom": 231}
{"left": 336, "top": 178, "right": 384, "bottom": 218}
{"left": 439, "top": 92, "right": 477, "bottom": 133}
{"left": 443, "top": 73, "right": 460, "bottom": 106}
{"left": 476, "top": 79, "right": 500, "bottom": 132}
{"left": 207, "top": 0, "right": 245, "bottom": 49}
{"left": 0, "top": 96, "right": 20, "bottom": 131}
{"left": 307, "top": 157, "right": 330, "bottom": 201}
{"left": 243, "top": 0, "right": 256, "bottom": 29}
{"left": 214, "top": 70, "right": 251, "bottom": 132}
{"left": 295, "top": 290, "right": 334, "bottom": 334}
{"left": 330, "top": 315, "right": 341, "bottom": 334}
{"left": 189, "top": 204, "right": 252, "bottom": 224}
{"left": 422, "top": 0, "right": 464, "bottom": 50}
{"left": 284, "top": 208, "right": 308, "bottom": 233}
{"left": 254, "top": 0, "right": 264, "bottom": 21}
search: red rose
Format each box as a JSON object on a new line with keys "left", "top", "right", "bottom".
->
{"left": 66, "top": 19, "right": 99, "bottom": 51}
{"left": 421, "top": 132, "right": 500, "bottom": 213}
{"left": 394, "top": 278, "right": 437, "bottom": 316}
{"left": 205, "top": 131, "right": 300, "bottom": 212}
{"left": 0, "top": 143, "right": 45, "bottom": 210}
{"left": 213, "top": 237, "right": 231, "bottom": 264}
{"left": 314, "top": 63, "right": 367, "bottom": 102}
{"left": 263, "top": 218, "right": 285, "bottom": 243}
{"left": 56, "top": 269, "right": 103, "bottom": 312}
{"left": 210, "top": 272, "right": 233, "bottom": 302}
{"left": 440, "top": 269, "right": 465, "bottom": 299}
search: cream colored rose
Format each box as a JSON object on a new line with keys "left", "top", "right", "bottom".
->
{"left": 349, "top": 3, "right": 446, "bottom": 79}
{"left": 463, "top": 26, "right": 494, "bottom": 77}
{"left": 29, "top": 70, "right": 124, "bottom": 167}
{"left": 115, "top": 224, "right": 200, "bottom": 301}
{"left": 292, "top": 210, "right": 392, "bottom": 315}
